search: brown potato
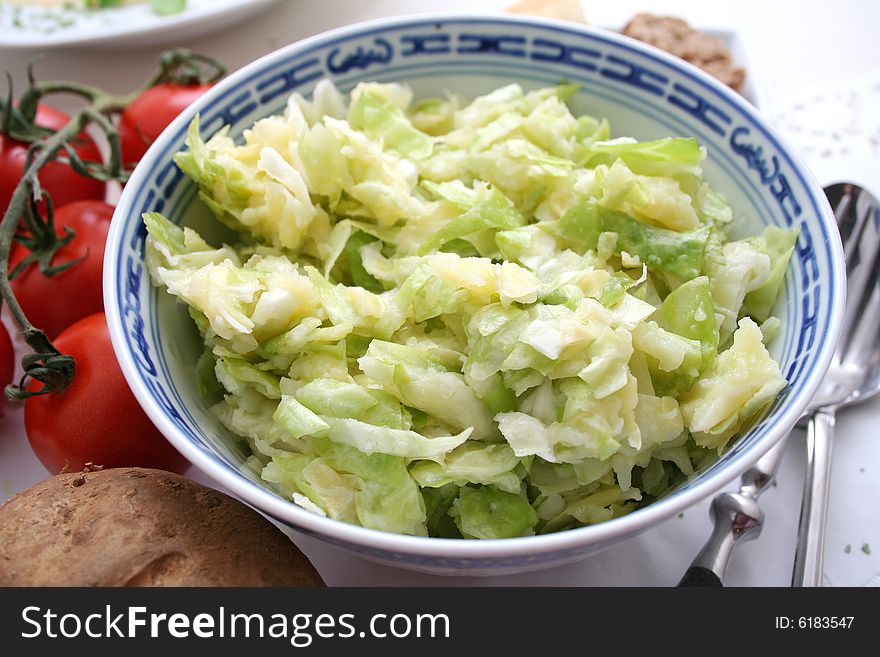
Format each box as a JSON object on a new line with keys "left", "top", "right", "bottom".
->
{"left": 0, "top": 467, "right": 324, "bottom": 587}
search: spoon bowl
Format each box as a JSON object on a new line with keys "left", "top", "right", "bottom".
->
{"left": 815, "top": 183, "right": 880, "bottom": 408}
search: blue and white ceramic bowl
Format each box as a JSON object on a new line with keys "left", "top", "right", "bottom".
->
{"left": 105, "top": 14, "right": 844, "bottom": 575}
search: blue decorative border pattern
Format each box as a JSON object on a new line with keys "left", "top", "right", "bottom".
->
{"left": 113, "top": 18, "right": 836, "bottom": 570}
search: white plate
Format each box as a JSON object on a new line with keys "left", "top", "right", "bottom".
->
{"left": 0, "top": 0, "right": 279, "bottom": 50}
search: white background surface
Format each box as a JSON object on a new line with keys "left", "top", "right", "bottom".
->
{"left": 1, "top": 0, "right": 878, "bottom": 586}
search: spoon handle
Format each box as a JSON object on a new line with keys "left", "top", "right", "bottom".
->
{"left": 792, "top": 409, "right": 837, "bottom": 587}
{"left": 677, "top": 438, "right": 787, "bottom": 586}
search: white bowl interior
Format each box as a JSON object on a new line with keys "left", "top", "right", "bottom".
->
{"left": 106, "top": 15, "right": 843, "bottom": 573}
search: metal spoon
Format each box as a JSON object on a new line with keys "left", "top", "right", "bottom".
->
{"left": 678, "top": 182, "right": 880, "bottom": 587}
{"left": 677, "top": 438, "right": 786, "bottom": 586}
{"left": 792, "top": 182, "right": 880, "bottom": 587}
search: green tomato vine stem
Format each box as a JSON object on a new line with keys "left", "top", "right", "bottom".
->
{"left": 0, "top": 49, "right": 224, "bottom": 401}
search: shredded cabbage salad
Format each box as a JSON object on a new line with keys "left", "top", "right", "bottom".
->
{"left": 144, "top": 80, "right": 795, "bottom": 538}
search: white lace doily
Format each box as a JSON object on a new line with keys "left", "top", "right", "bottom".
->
{"left": 770, "top": 69, "right": 880, "bottom": 193}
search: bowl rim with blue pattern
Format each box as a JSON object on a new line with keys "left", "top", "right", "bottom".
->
{"left": 104, "top": 12, "right": 845, "bottom": 571}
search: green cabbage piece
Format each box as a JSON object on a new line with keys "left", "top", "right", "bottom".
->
{"left": 410, "top": 442, "right": 523, "bottom": 494}
{"left": 294, "top": 378, "right": 411, "bottom": 429}
{"left": 637, "top": 276, "right": 718, "bottom": 396}
{"left": 583, "top": 136, "right": 705, "bottom": 179}
{"left": 263, "top": 454, "right": 359, "bottom": 524}
{"left": 705, "top": 234, "right": 774, "bottom": 341}
{"left": 595, "top": 159, "right": 701, "bottom": 232}
{"left": 539, "top": 484, "right": 641, "bottom": 533}
{"left": 273, "top": 395, "right": 329, "bottom": 439}
{"left": 358, "top": 340, "right": 497, "bottom": 439}
{"left": 453, "top": 486, "right": 537, "bottom": 539}
{"left": 337, "top": 229, "right": 384, "bottom": 292}
{"left": 417, "top": 181, "right": 525, "bottom": 255}
{"left": 680, "top": 318, "right": 787, "bottom": 451}
{"left": 320, "top": 417, "right": 472, "bottom": 459}
{"left": 144, "top": 212, "right": 239, "bottom": 275}
{"left": 317, "top": 438, "right": 427, "bottom": 535}
{"left": 408, "top": 96, "right": 460, "bottom": 136}
{"left": 174, "top": 115, "right": 321, "bottom": 251}
{"left": 553, "top": 199, "right": 709, "bottom": 280}
{"left": 422, "top": 484, "right": 463, "bottom": 537}
{"left": 348, "top": 83, "right": 434, "bottom": 160}
{"left": 740, "top": 227, "right": 799, "bottom": 322}
{"left": 268, "top": 437, "right": 428, "bottom": 535}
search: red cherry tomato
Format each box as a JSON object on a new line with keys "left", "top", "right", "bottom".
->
{"left": 0, "top": 322, "right": 13, "bottom": 393}
{"left": 0, "top": 104, "right": 105, "bottom": 212}
{"left": 9, "top": 200, "right": 114, "bottom": 339}
{"left": 24, "top": 312, "right": 188, "bottom": 474}
{"left": 119, "top": 83, "right": 214, "bottom": 165}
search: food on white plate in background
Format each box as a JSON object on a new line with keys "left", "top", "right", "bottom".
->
{"left": 0, "top": 467, "right": 324, "bottom": 586}
{"left": 144, "top": 79, "right": 795, "bottom": 539}
{"left": 622, "top": 13, "right": 746, "bottom": 92}
{"left": 3, "top": 0, "right": 187, "bottom": 15}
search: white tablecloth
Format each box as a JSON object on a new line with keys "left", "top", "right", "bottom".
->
{"left": 1, "top": 0, "right": 878, "bottom": 586}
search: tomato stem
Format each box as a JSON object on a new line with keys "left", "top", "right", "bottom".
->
{"left": 154, "top": 49, "right": 226, "bottom": 87}
{"left": 0, "top": 113, "right": 85, "bottom": 397}
{"left": 0, "top": 49, "right": 226, "bottom": 400}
